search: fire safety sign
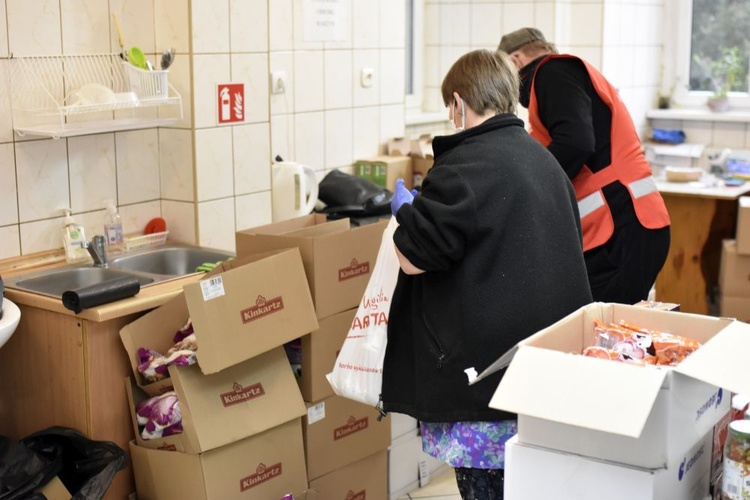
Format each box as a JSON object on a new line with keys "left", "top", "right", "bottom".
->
{"left": 217, "top": 83, "right": 244, "bottom": 124}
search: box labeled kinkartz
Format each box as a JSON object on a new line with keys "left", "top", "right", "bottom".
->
{"left": 477, "top": 302, "right": 750, "bottom": 469}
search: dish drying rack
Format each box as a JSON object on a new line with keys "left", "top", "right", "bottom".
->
{"left": 10, "top": 53, "right": 183, "bottom": 139}
{"left": 124, "top": 231, "right": 169, "bottom": 252}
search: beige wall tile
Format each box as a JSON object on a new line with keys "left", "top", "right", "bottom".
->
{"left": 110, "top": 0, "right": 156, "bottom": 55}
{"left": 352, "top": 2, "right": 379, "bottom": 49}
{"left": 380, "top": 104, "right": 405, "bottom": 154}
{"left": 569, "top": 3, "right": 603, "bottom": 47}
{"left": 380, "top": 0, "right": 405, "bottom": 50}
{"left": 195, "top": 127, "right": 234, "bottom": 202}
{"left": 682, "top": 121, "right": 714, "bottom": 145}
{"left": 230, "top": 0, "right": 268, "bottom": 53}
{"left": 68, "top": 134, "right": 117, "bottom": 213}
{"left": 292, "top": 0, "right": 324, "bottom": 51}
{"left": 120, "top": 200, "right": 161, "bottom": 237}
{"left": 294, "top": 50, "right": 325, "bottom": 112}
{"left": 116, "top": 129, "right": 160, "bottom": 205}
{"left": 0, "top": 225, "right": 20, "bottom": 259}
{"left": 20, "top": 217, "right": 61, "bottom": 254}
{"left": 166, "top": 56, "right": 192, "bottom": 129}
{"left": 380, "top": 49, "right": 405, "bottom": 105}
{"left": 501, "top": 3, "right": 535, "bottom": 37}
{"left": 7, "top": 0, "right": 61, "bottom": 55}
{"left": 15, "top": 139, "right": 69, "bottom": 222}
{"left": 533, "top": 2, "right": 556, "bottom": 41}
{"left": 712, "top": 122, "right": 748, "bottom": 149}
{"left": 233, "top": 123, "right": 271, "bottom": 195}
{"left": 325, "top": 108, "right": 353, "bottom": 169}
{"left": 193, "top": 54, "right": 231, "bottom": 129}
{"left": 162, "top": 199, "right": 195, "bottom": 244}
{"left": 0, "top": 0, "right": 9, "bottom": 57}
{"left": 424, "top": 3, "right": 439, "bottom": 47}
{"left": 470, "top": 4, "right": 502, "bottom": 48}
{"left": 61, "top": 0, "right": 109, "bottom": 54}
{"left": 159, "top": 128, "right": 194, "bottom": 201}
{"left": 269, "top": 0, "right": 293, "bottom": 52}
{"left": 440, "top": 3, "right": 471, "bottom": 47}
{"left": 231, "top": 53, "right": 270, "bottom": 124}
{"left": 191, "top": 0, "right": 230, "bottom": 54}
{"left": 353, "top": 49, "right": 380, "bottom": 107}
{"left": 294, "top": 111, "right": 325, "bottom": 169}
{"left": 155, "top": 0, "right": 190, "bottom": 55}
{"left": 0, "top": 60, "right": 13, "bottom": 144}
{"left": 0, "top": 143, "right": 18, "bottom": 226}
{"left": 352, "top": 106, "right": 379, "bottom": 159}
{"left": 235, "top": 191, "right": 272, "bottom": 233}
{"left": 197, "top": 197, "right": 235, "bottom": 251}
{"left": 324, "top": 49, "right": 353, "bottom": 109}
{"left": 271, "top": 114, "right": 294, "bottom": 161}
{"left": 270, "top": 51, "right": 295, "bottom": 115}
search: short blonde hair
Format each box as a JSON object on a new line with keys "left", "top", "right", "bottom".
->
{"left": 440, "top": 49, "right": 519, "bottom": 115}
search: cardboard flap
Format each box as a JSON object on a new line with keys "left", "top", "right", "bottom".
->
{"left": 489, "top": 346, "right": 668, "bottom": 438}
{"left": 676, "top": 320, "right": 750, "bottom": 395}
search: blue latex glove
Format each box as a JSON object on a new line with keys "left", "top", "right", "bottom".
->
{"left": 391, "top": 179, "right": 416, "bottom": 215}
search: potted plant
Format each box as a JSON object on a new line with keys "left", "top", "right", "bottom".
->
{"left": 700, "top": 46, "right": 744, "bottom": 112}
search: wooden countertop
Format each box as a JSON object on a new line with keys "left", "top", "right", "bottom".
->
{"left": 1, "top": 250, "right": 202, "bottom": 322}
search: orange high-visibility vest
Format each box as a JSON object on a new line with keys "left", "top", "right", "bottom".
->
{"left": 528, "top": 54, "right": 670, "bottom": 252}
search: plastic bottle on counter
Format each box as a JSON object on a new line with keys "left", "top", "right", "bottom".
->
{"left": 61, "top": 209, "right": 89, "bottom": 263}
{"left": 104, "top": 199, "right": 124, "bottom": 253}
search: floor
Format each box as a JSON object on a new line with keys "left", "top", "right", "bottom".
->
{"left": 398, "top": 467, "right": 461, "bottom": 499}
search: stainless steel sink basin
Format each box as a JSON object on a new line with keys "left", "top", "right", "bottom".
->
{"left": 5, "top": 244, "right": 236, "bottom": 299}
{"left": 11, "top": 267, "right": 154, "bottom": 297}
{"left": 109, "top": 246, "right": 235, "bottom": 276}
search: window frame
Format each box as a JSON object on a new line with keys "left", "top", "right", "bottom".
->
{"left": 405, "top": 0, "right": 424, "bottom": 114}
{"left": 668, "top": 0, "right": 750, "bottom": 110}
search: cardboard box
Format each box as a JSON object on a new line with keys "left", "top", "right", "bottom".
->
{"left": 354, "top": 155, "right": 413, "bottom": 192}
{"left": 126, "top": 346, "right": 306, "bottom": 454}
{"left": 387, "top": 432, "right": 449, "bottom": 499}
{"left": 298, "top": 308, "right": 356, "bottom": 402}
{"left": 481, "top": 302, "right": 750, "bottom": 468}
{"left": 390, "top": 411, "right": 418, "bottom": 442}
{"left": 129, "top": 418, "right": 308, "bottom": 500}
{"left": 504, "top": 432, "right": 712, "bottom": 500}
{"left": 36, "top": 476, "right": 71, "bottom": 500}
{"left": 645, "top": 143, "right": 705, "bottom": 169}
{"left": 737, "top": 196, "right": 750, "bottom": 255}
{"left": 235, "top": 215, "right": 388, "bottom": 320}
{"left": 303, "top": 394, "right": 391, "bottom": 480}
{"left": 720, "top": 295, "right": 750, "bottom": 322}
{"left": 411, "top": 156, "right": 434, "bottom": 189}
{"left": 308, "top": 450, "right": 387, "bottom": 500}
{"left": 720, "top": 239, "right": 750, "bottom": 297}
{"left": 120, "top": 247, "right": 318, "bottom": 390}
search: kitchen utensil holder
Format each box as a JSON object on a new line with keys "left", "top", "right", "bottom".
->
{"left": 122, "top": 62, "right": 169, "bottom": 100}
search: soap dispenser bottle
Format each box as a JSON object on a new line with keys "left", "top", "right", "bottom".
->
{"left": 61, "top": 209, "right": 89, "bottom": 263}
{"left": 104, "top": 199, "right": 124, "bottom": 253}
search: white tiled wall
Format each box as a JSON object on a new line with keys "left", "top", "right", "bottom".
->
{"left": 2, "top": 0, "right": 748, "bottom": 261}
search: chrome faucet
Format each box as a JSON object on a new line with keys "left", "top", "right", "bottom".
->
{"left": 85, "top": 235, "right": 108, "bottom": 267}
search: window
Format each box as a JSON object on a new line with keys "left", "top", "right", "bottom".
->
{"left": 405, "top": 0, "right": 424, "bottom": 114}
{"left": 670, "top": 0, "right": 750, "bottom": 108}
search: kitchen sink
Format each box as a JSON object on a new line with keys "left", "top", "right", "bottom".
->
{"left": 4, "top": 244, "right": 236, "bottom": 299}
{"left": 10, "top": 267, "right": 155, "bottom": 297}
{"left": 109, "top": 246, "right": 235, "bottom": 276}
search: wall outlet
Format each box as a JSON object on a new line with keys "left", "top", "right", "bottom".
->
{"left": 360, "top": 67, "right": 374, "bottom": 88}
{"left": 271, "top": 70, "right": 287, "bottom": 94}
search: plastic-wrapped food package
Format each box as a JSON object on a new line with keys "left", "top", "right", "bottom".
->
{"left": 582, "top": 320, "right": 701, "bottom": 366}
{"left": 137, "top": 320, "right": 198, "bottom": 382}
{"left": 136, "top": 391, "right": 182, "bottom": 440}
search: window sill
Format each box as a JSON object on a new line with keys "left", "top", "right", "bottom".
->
{"left": 405, "top": 111, "right": 448, "bottom": 126}
{"left": 646, "top": 108, "right": 750, "bottom": 123}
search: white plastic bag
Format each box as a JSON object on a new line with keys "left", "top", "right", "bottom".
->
{"left": 326, "top": 217, "right": 400, "bottom": 406}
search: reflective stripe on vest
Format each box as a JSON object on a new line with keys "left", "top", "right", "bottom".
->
{"left": 577, "top": 175, "right": 659, "bottom": 219}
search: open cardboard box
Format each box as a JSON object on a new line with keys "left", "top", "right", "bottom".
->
{"left": 504, "top": 432, "right": 712, "bottom": 500}
{"left": 126, "top": 346, "right": 307, "bottom": 454}
{"left": 719, "top": 239, "right": 750, "bottom": 298}
{"left": 298, "top": 307, "right": 356, "bottom": 402}
{"left": 308, "top": 450, "right": 387, "bottom": 500}
{"left": 235, "top": 215, "right": 388, "bottom": 320}
{"left": 478, "top": 302, "right": 750, "bottom": 468}
{"left": 120, "top": 247, "right": 319, "bottom": 395}
{"left": 303, "top": 394, "right": 391, "bottom": 481}
{"left": 129, "top": 418, "right": 308, "bottom": 500}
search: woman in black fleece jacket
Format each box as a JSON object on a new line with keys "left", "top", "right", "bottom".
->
{"left": 382, "top": 49, "right": 592, "bottom": 499}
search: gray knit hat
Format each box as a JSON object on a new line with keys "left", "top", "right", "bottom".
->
{"left": 498, "top": 27, "right": 546, "bottom": 53}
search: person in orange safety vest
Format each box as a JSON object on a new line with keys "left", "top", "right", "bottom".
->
{"left": 498, "top": 27, "right": 670, "bottom": 305}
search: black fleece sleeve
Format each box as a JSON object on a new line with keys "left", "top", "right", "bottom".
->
{"left": 393, "top": 166, "right": 476, "bottom": 273}
{"left": 534, "top": 59, "right": 596, "bottom": 180}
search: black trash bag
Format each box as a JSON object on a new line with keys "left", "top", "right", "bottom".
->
{"left": 16, "top": 427, "right": 126, "bottom": 500}
{"left": 0, "top": 435, "right": 59, "bottom": 500}
{"left": 316, "top": 169, "right": 393, "bottom": 218}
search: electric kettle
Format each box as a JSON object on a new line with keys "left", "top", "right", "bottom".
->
{"left": 272, "top": 158, "right": 319, "bottom": 222}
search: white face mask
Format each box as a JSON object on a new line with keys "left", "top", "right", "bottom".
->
{"left": 449, "top": 97, "right": 466, "bottom": 132}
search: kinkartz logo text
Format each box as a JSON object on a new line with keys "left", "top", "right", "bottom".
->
{"left": 241, "top": 295, "right": 284, "bottom": 323}
{"left": 339, "top": 259, "right": 370, "bottom": 281}
{"left": 334, "top": 415, "right": 369, "bottom": 440}
{"left": 239, "top": 462, "right": 282, "bottom": 491}
{"left": 220, "top": 382, "right": 265, "bottom": 407}
{"left": 345, "top": 490, "right": 366, "bottom": 500}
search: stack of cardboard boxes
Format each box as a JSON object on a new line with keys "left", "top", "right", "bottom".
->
{"left": 122, "top": 249, "right": 318, "bottom": 499}
{"left": 719, "top": 196, "right": 750, "bottom": 321}
{"left": 483, "top": 302, "right": 750, "bottom": 500}
{"left": 236, "top": 214, "right": 394, "bottom": 498}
